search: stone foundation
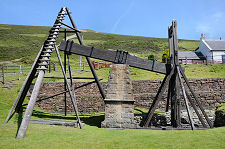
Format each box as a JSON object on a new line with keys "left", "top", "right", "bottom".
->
{"left": 32, "top": 78, "right": 225, "bottom": 113}
{"left": 101, "top": 64, "right": 136, "bottom": 128}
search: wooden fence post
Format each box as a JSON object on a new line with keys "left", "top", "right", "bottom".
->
{"left": 82, "top": 62, "right": 85, "bottom": 71}
{"left": 53, "top": 63, "right": 56, "bottom": 71}
{"left": 18, "top": 65, "right": 21, "bottom": 80}
{"left": 2, "top": 66, "right": 5, "bottom": 84}
{"left": 49, "top": 62, "right": 51, "bottom": 73}
{"left": 22, "top": 65, "right": 24, "bottom": 74}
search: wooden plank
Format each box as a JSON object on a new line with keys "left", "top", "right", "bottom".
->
{"left": 59, "top": 40, "right": 170, "bottom": 74}
{"left": 29, "top": 120, "right": 79, "bottom": 127}
{"left": 55, "top": 44, "right": 82, "bottom": 129}
{"left": 184, "top": 88, "right": 207, "bottom": 128}
{"left": 16, "top": 70, "right": 45, "bottom": 139}
{"left": 5, "top": 46, "right": 43, "bottom": 123}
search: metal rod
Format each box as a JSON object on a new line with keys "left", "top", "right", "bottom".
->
{"left": 54, "top": 44, "right": 82, "bottom": 129}
{"left": 43, "top": 76, "right": 95, "bottom": 79}
{"left": 16, "top": 70, "right": 45, "bottom": 139}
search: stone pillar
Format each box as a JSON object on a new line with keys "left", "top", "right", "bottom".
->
{"left": 101, "top": 64, "right": 136, "bottom": 128}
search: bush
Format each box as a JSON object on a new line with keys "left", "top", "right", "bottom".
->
{"left": 162, "top": 49, "right": 169, "bottom": 63}
{"left": 148, "top": 54, "right": 155, "bottom": 61}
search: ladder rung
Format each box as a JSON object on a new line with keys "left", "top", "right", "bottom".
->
{"left": 39, "top": 59, "right": 50, "bottom": 61}
{"left": 36, "top": 67, "right": 47, "bottom": 71}
{"left": 50, "top": 29, "right": 60, "bottom": 32}
{"left": 58, "top": 12, "right": 65, "bottom": 15}
{"left": 45, "top": 43, "right": 55, "bottom": 46}
{"left": 47, "top": 36, "right": 56, "bottom": 39}
{"left": 49, "top": 32, "right": 59, "bottom": 35}
{"left": 51, "top": 26, "right": 60, "bottom": 29}
{"left": 54, "top": 23, "right": 61, "bottom": 26}
{"left": 56, "top": 18, "right": 64, "bottom": 21}
{"left": 38, "top": 63, "right": 48, "bottom": 66}
{"left": 44, "top": 46, "right": 54, "bottom": 49}
{"left": 41, "top": 55, "right": 51, "bottom": 57}
{"left": 42, "top": 50, "right": 53, "bottom": 53}
{"left": 47, "top": 39, "right": 56, "bottom": 42}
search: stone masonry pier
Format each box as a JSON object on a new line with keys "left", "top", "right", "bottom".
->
{"left": 101, "top": 64, "right": 136, "bottom": 128}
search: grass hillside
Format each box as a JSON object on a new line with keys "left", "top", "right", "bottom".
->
{"left": 0, "top": 24, "right": 199, "bottom": 63}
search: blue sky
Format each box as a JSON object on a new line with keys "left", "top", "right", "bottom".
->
{"left": 1, "top": 0, "right": 225, "bottom": 40}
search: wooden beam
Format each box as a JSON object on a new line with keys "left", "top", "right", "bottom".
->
{"left": 59, "top": 40, "right": 170, "bottom": 74}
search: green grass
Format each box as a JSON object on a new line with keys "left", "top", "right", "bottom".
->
{"left": 42, "top": 63, "right": 225, "bottom": 82}
{"left": 0, "top": 24, "right": 199, "bottom": 63}
{"left": 0, "top": 78, "right": 225, "bottom": 149}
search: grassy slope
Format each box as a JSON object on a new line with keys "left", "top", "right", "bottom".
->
{"left": 0, "top": 24, "right": 199, "bottom": 63}
{"left": 0, "top": 79, "right": 224, "bottom": 149}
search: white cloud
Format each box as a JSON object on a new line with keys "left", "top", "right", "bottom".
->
{"left": 196, "top": 12, "right": 225, "bottom": 39}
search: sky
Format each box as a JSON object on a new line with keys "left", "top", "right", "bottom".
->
{"left": 1, "top": 0, "right": 225, "bottom": 40}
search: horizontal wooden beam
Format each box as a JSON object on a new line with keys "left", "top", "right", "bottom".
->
{"left": 59, "top": 40, "right": 171, "bottom": 74}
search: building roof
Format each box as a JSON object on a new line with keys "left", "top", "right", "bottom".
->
{"left": 178, "top": 51, "right": 201, "bottom": 60}
{"left": 204, "top": 40, "right": 225, "bottom": 51}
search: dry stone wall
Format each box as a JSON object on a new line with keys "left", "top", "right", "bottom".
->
{"left": 33, "top": 78, "right": 225, "bottom": 113}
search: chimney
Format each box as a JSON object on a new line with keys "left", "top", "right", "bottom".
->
{"left": 200, "top": 33, "right": 204, "bottom": 40}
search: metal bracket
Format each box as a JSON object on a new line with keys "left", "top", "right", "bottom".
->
{"left": 114, "top": 50, "right": 128, "bottom": 64}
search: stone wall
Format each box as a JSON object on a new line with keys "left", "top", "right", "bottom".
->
{"left": 33, "top": 78, "right": 225, "bottom": 113}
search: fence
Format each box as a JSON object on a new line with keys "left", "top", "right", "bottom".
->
{"left": 179, "top": 55, "right": 225, "bottom": 65}
{"left": 0, "top": 61, "right": 92, "bottom": 84}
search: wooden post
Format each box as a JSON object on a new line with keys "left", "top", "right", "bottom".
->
{"left": 53, "top": 63, "right": 56, "bottom": 71}
{"left": 80, "top": 56, "right": 82, "bottom": 70}
{"left": 18, "top": 65, "right": 21, "bottom": 80}
{"left": 49, "top": 62, "right": 51, "bottom": 73}
{"left": 22, "top": 65, "right": 24, "bottom": 74}
{"left": 64, "top": 29, "right": 67, "bottom": 116}
{"left": 54, "top": 44, "right": 82, "bottom": 129}
{"left": 2, "top": 66, "right": 5, "bottom": 84}
{"left": 82, "top": 62, "right": 85, "bottom": 71}
{"left": 15, "top": 66, "right": 16, "bottom": 74}
{"left": 16, "top": 70, "right": 45, "bottom": 139}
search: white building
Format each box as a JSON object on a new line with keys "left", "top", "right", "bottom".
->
{"left": 196, "top": 35, "right": 225, "bottom": 63}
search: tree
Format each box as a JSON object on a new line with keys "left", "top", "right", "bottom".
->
{"left": 162, "top": 49, "right": 169, "bottom": 63}
{"left": 148, "top": 54, "right": 155, "bottom": 61}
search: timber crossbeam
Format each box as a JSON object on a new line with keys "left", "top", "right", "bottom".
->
{"left": 59, "top": 40, "right": 171, "bottom": 74}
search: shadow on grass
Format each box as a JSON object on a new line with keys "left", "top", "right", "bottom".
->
{"left": 31, "top": 109, "right": 105, "bottom": 128}
{"left": 15, "top": 109, "right": 23, "bottom": 137}
{"left": 80, "top": 115, "right": 104, "bottom": 128}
